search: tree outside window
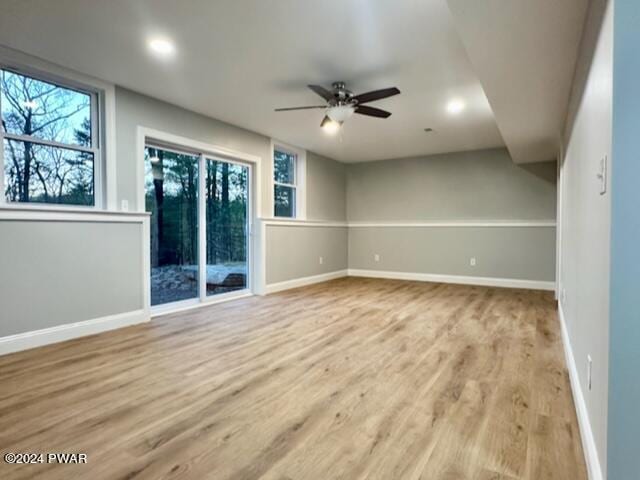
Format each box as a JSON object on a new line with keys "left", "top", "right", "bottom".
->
{"left": 1, "top": 69, "right": 97, "bottom": 206}
{"left": 273, "top": 149, "right": 296, "bottom": 217}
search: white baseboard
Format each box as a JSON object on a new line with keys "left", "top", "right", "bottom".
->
{"left": 0, "top": 309, "right": 149, "bottom": 356}
{"left": 347, "top": 269, "right": 555, "bottom": 291}
{"left": 264, "top": 269, "right": 348, "bottom": 294}
{"left": 558, "top": 304, "right": 604, "bottom": 480}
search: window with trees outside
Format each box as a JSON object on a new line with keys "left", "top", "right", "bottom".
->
{"left": 273, "top": 148, "right": 297, "bottom": 217}
{"left": 1, "top": 68, "right": 99, "bottom": 206}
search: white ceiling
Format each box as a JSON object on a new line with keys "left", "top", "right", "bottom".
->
{"left": 0, "top": 0, "right": 587, "bottom": 164}
{"left": 0, "top": 0, "right": 504, "bottom": 163}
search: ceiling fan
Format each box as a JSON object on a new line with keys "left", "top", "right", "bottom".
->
{"left": 275, "top": 82, "right": 400, "bottom": 129}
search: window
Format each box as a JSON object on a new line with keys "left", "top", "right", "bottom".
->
{"left": 0, "top": 68, "right": 99, "bottom": 206}
{"left": 273, "top": 148, "right": 297, "bottom": 217}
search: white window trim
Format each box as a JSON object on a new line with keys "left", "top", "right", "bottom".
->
{"left": 0, "top": 45, "right": 116, "bottom": 211}
{"left": 270, "top": 138, "right": 306, "bottom": 220}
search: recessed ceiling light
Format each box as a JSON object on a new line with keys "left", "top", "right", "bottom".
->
{"left": 446, "top": 99, "right": 466, "bottom": 115}
{"left": 148, "top": 37, "right": 176, "bottom": 57}
{"left": 322, "top": 120, "right": 341, "bottom": 135}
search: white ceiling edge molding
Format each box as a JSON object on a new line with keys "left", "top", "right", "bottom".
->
{"left": 446, "top": 0, "right": 589, "bottom": 164}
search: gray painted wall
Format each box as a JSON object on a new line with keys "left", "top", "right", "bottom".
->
{"left": 346, "top": 148, "right": 556, "bottom": 221}
{"left": 609, "top": 0, "right": 640, "bottom": 477}
{"left": 559, "top": 0, "right": 612, "bottom": 474}
{"left": 265, "top": 226, "right": 348, "bottom": 284}
{"left": 306, "top": 151, "right": 346, "bottom": 221}
{"left": 349, "top": 226, "right": 555, "bottom": 281}
{"left": 266, "top": 148, "right": 557, "bottom": 286}
{"left": 116, "top": 87, "right": 269, "bottom": 215}
{"left": 345, "top": 148, "right": 557, "bottom": 282}
{"left": 0, "top": 220, "right": 143, "bottom": 337}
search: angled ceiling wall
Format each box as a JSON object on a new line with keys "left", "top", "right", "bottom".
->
{"left": 447, "top": 0, "right": 589, "bottom": 164}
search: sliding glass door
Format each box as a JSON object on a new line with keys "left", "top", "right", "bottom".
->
{"left": 145, "top": 146, "right": 199, "bottom": 306}
{"left": 205, "top": 159, "right": 248, "bottom": 296}
{"left": 144, "top": 144, "right": 250, "bottom": 309}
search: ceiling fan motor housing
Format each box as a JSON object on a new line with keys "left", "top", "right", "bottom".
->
{"left": 332, "top": 82, "right": 354, "bottom": 105}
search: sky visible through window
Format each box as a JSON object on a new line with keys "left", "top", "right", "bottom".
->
{"left": 1, "top": 70, "right": 91, "bottom": 146}
{"left": 1, "top": 69, "right": 95, "bottom": 205}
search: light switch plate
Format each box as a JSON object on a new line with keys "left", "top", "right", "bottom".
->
{"left": 597, "top": 155, "right": 607, "bottom": 195}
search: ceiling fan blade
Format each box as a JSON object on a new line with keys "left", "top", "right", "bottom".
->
{"left": 320, "top": 115, "right": 332, "bottom": 127}
{"left": 355, "top": 105, "right": 392, "bottom": 118}
{"left": 308, "top": 84, "right": 334, "bottom": 101}
{"left": 353, "top": 87, "right": 400, "bottom": 104}
{"left": 275, "top": 106, "right": 326, "bottom": 111}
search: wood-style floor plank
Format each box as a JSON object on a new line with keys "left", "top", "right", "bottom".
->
{"left": 0, "top": 278, "right": 586, "bottom": 480}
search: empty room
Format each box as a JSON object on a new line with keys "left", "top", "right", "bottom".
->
{"left": 0, "top": 0, "right": 638, "bottom": 479}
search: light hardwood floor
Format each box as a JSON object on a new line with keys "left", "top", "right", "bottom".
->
{"left": 0, "top": 278, "right": 586, "bottom": 480}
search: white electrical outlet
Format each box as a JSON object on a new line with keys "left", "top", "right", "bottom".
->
{"left": 561, "top": 288, "right": 567, "bottom": 305}
{"left": 470, "top": 257, "right": 476, "bottom": 267}
{"left": 587, "top": 355, "right": 593, "bottom": 391}
{"left": 121, "top": 199, "right": 129, "bottom": 212}
{"left": 374, "top": 254, "right": 380, "bottom": 262}
{"left": 319, "top": 256, "right": 323, "bottom": 265}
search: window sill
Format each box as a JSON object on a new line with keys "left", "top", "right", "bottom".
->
{"left": 262, "top": 216, "right": 306, "bottom": 223}
{"left": 258, "top": 217, "right": 348, "bottom": 227}
{"left": 0, "top": 205, "right": 150, "bottom": 223}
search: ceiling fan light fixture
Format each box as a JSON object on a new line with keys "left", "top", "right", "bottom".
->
{"left": 326, "top": 105, "right": 356, "bottom": 123}
{"left": 322, "top": 119, "right": 341, "bottom": 134}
